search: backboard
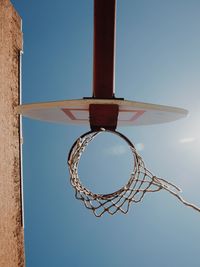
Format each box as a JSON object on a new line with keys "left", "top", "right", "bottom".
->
{"left": 17, "top": 98, "right": 188, "bottom": 126}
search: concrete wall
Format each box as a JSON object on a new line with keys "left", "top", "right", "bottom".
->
{"left": 0, "top": 0, "right": 24, "bottom": 266}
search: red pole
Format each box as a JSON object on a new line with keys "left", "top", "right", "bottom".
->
{"left": 93, "top": 0, "right": 116, "bottom": 99}
{"left": 90, "top": 0, "right": 118, "bottom": 130}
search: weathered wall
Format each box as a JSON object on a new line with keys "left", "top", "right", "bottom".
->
{"left": 0, "top": 0, "right": 24, "bottom": 266}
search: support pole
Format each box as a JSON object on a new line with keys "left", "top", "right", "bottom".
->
{"left": 90, "top": 0, "right": 118, "bottom": 130}
{"left": 93, "top": 0, "right": 116, "bottom": 99}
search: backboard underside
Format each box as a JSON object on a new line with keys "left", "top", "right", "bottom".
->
{"left": 17, "top": 99, "right": 188, "bottom": 126}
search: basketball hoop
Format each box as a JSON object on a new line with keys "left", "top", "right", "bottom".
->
{"left": 18, "top": 0, "right": 200, "bottom": 217}
{"left": 68, "top": 129, "right": 200, "bottom": 217}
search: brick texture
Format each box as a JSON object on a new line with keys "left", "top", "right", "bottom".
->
{"left": 0, "top": 0, "right": 25, "bottom": 266}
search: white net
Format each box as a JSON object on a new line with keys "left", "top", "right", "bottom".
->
{"left": 68, "top": 130, "right": 200, "bottom": 217}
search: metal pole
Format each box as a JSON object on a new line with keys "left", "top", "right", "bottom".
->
{"left": 93, "top": 0, "right": 116, "bottom": 99}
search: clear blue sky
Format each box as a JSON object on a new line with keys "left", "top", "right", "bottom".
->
{"left": 12, "top": 1, "right": 200, "bottom": 266}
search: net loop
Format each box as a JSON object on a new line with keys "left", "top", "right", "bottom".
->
{"left": 68, "top": 130, "right": 200, "bottom": 217}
